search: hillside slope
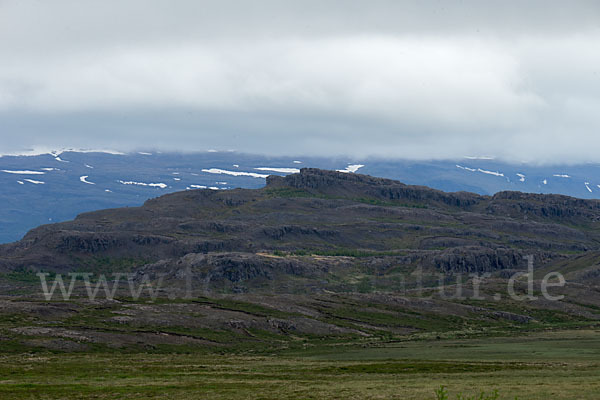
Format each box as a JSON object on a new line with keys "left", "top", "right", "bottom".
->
{"left": 2, "top": 168, "right": 599, "bottom": 284}
{"left": 1, "top": 169, "right": 600, "bottom": 353}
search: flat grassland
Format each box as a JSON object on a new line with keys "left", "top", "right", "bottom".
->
{"left": 1, "top": 329, "right": 599, "bottom": 399}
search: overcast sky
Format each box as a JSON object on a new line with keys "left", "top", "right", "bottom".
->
{"left": 1, "top": 0, "right": 599, "bottom": 163}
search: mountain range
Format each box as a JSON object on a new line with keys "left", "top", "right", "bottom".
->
{"left": 1, "top": 168, "right": 600, "bottom": 354}
{"left": 3, "top": 148, "right": 600, "bottom": 244}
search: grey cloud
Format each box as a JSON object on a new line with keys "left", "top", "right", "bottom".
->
{"left": 2, "top": 1, "right": 599, "bottom": 48}
{"left": 0, "top": 1, "right": 599, "bottom": 163}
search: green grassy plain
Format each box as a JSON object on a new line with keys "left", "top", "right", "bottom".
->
{"left": 1, "top": 330, "right": 599, "bottom": 399}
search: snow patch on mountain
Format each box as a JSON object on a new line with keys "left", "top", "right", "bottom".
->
{"left": 456, "top": 164, "right": 476, "bottom": 172}
{"left": 80, "top": 176, "right": 95, "bottom": 185}
{"left": 255, "top": 167, "right": 301, "bottom": 173}
{"left": 477, "top": 168, "right": 504, "bottom": 177}
{"left": 1, "top": 170, "right": 45, "bottom": 175}
{"left": 337, "top": 164, "right": 364, "bottom": 173}
{"left": 0, "top": 147, "right": 126, "bottom": 159}
{"left": 118, "top": 180, "right": 168, "bottom": 189}
{"left": 24, "top": 179, "right": 44, "bottom": 185}
{"left": 201, "top": 168, "right": 268, "bottom": 178}
{"left": 59, "top": 148, "right": 126, "bottom": 156}
{"left": 0, "top": 148, "right": 55, "bottom": 158}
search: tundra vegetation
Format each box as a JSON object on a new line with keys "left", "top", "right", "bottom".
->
{"left": 1, "top": 169, "right": 600, "bottom": 398}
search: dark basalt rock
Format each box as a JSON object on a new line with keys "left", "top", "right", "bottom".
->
{"left": 268, "top": 168, "right": 484, "bottom": 208}
{"left": 1, "top": 168, "right": 599, "bottom": 290}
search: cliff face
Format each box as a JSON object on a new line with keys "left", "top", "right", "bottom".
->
{"left": 1, "top": 168, "right": 599, "bottom": 290}
{"left": 267, "top": 168, "right": 485, "bottom": 207}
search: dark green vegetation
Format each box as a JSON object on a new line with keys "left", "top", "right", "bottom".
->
{"left": 1, "top": 330, "right": 600, "bottom": 399}
{"left": 1, "top": 169, "right": 600, "bottom": 398}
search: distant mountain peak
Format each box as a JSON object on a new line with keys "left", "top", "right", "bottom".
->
{"left": 267, "top": 168, "right": 398, "bottom": 190}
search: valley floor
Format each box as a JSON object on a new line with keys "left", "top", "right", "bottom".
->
{"left": 1, "top": 330, "right": 599, "bottom": 399}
